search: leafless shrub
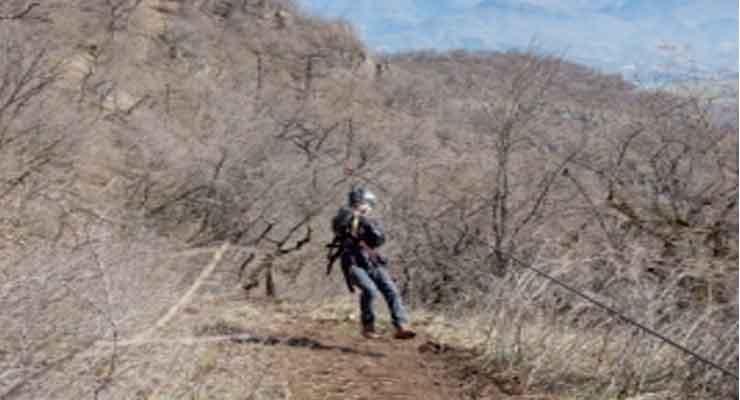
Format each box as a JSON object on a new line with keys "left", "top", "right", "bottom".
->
{"left": 0, "top": 34, "right": 63, "bottom": 208}
{"left": 470, "top": 243, "right": 738, "bottom": 399}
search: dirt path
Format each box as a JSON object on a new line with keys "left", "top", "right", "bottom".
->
{"left": 102, "top": 243, "right": 541, "bottom": 400}
{"left": 120, "top": 245, "right": 463, "bottom": 398}
{"left": 233, "top": 300, "right": 470, "bottom": 400}
{"left": 164, "top": 295, "right": 538, "bottom": 400}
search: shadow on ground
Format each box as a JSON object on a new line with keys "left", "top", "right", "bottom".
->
{"left": 230, "top": 334, "right": 386, "bottom": 358}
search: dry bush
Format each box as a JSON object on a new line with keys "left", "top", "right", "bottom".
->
{"left": 0, "top": 30, "right": 70, "bottom": 235}
{"left": 472, "top": 243, "right": 738, "bottom": 399}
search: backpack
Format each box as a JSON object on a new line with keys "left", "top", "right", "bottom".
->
{"left": 332, "top": 207, "right": 354, "bottom": 237}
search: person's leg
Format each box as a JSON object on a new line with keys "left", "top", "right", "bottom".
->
{"left": 349, "top": 265, "right": 378, "bottom": 334}
{"left": 369, "top": 266, "right": 410, "bottom": 330}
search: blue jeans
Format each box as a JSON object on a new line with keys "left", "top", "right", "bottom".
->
{"left": 349, "top": 265, "right": 409, "bottom": 329}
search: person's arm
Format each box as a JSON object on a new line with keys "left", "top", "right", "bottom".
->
{"left": 358, "top": 216, "right": 385, "bottom": 248}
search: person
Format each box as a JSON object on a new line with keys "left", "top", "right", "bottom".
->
{"left": 330, "top": 186, "right": 416, "bottom": 340}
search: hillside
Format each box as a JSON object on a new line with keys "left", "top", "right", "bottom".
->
{"left": 0, "top": 1, "right": 737, "bottom": 399}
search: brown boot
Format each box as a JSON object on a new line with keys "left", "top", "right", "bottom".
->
{"left": 362, "top": 324, "right": 381, "bottom": 339}
{"left": 394, "top": 325, "right": 417, "bottom": 340}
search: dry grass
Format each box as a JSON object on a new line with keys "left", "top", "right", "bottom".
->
{"left": 461, "top": 244, "right": 738, "bottom": 399}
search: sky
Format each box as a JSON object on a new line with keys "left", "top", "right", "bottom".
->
{"left": 296, "top": 0, "right": 739, "bottom": 81}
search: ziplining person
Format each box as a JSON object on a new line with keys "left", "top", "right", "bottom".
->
{"left": 327, "top": 186, "right": 416, "bottom": 340}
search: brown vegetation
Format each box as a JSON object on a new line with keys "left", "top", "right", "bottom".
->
{"left": 0, "top": 1, "right": 736, "bottom": 399}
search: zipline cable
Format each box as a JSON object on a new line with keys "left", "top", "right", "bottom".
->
{"left": 497, "top": 250, "right": 738, "bottom": 381}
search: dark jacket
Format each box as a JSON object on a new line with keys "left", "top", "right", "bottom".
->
{"left": 331, "top": 206, "right": 387, "bottom": 270}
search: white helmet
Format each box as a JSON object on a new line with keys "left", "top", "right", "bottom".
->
{"left": 348, "top": 186, "right": 377, "bottom": 208}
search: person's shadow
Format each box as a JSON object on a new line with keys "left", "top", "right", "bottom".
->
{"left": 230, "top": 334, "right": 386, "bottom": 358}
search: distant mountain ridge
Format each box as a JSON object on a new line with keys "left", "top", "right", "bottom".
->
{"left": 297, "top": 0, "right": 738, "bottom": 81}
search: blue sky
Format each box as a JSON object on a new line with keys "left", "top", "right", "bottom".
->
{"left": 296, "top": 0, "right": 738, "bottom": 79}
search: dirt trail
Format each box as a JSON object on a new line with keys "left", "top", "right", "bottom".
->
{"left": 97, "top": 240, "right": 530, "bottom": 400}
{"left": 136, "top": 286, "right": 541, "bottom": 400}
{"left": 144, "top": 246, "right": 498, "bottom": 399}
{"left": 233, "top": 300, "right": 471, "bottom": 400}
{"left": 113, "top": 245, "right": 545, "bottom": 400}
{"left": 178, "top": 296, "right": 516, "bottom": 400}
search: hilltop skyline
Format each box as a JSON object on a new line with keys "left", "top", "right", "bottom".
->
{"left": 297, "top": 0, "right": 739, "bottom": 81}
